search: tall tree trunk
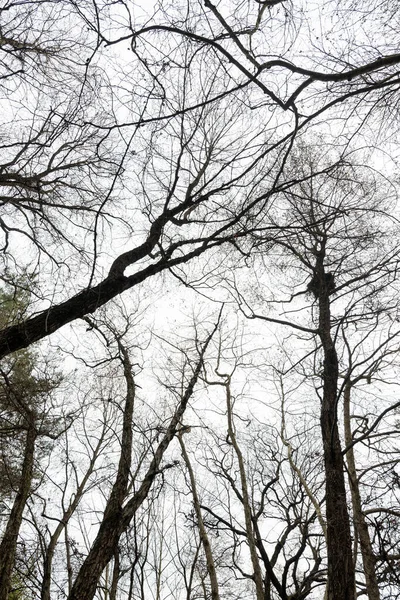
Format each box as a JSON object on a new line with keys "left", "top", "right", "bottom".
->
{"left": 225, "top": 378, "right": 265, "bottom": 600}
{"left": 41, "top": 430, "right": 105, "bottom": 600}
{"left": 0, "top": 423, "right": 36, "bottom": 600}
{"left": 109, "top": 549, "right": 120, "bottom": 600}
{"left": 343, "top": 382, "right": 380, "bottom": 600}
{"left": 68, "top": 320, "right": 218, "bottom": 600}
{"left": 68, "top": 341, "right": 136, "bottom": 600}
{"left": 316, "top": 259, "right": 355, "bottom": 600}
{"left": 178, "top": 430, "right": 220, "bottom": 600}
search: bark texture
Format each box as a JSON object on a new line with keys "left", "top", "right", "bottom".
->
{"left": 68, "top": 320, "right": 218, "bottom": 600}
{"left": 0, "top": 423, "right": 36, "bottom": 600}
{"left": 315, "top": 257, "right": 356, "bottom": 600}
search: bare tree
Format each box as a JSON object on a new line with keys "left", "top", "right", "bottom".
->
{"left": 2, "top": 3, "right": 400, "bottom": 599}
{"left": 40, "top": 407, "right": 112, "bottom": 600}
{"left": 67, "top": 311, "right": 221, "bottom": 600}
{"left": 0, "top": 281, "right": 64, "bottom": 600}
{"left": 178, "top": 427, "right": 220, "bottom": 600}
{"left": 1, "top": 2, "right": 400, "bottom": 357}
{"left": 231, "top": 151, "right": 400, "bottom": 599}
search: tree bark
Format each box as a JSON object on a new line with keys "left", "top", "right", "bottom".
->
{"left": 343, "top": 382, "right": 380, "bottom": 600}
{"left": 68, "top": 319, "right": 218, "bottom": 600}
{"left": 316, "top": 258, "right": 356, "bottom": 600}
{"left": 178, "top": 431, "right": 220, "bottom": 600}
{"left": 109, "top": 549, "right": 120, "bottom": 600}
{"left": 0, "top": 423, "right": 36, "bottom": 600}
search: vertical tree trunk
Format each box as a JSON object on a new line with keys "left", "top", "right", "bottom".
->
{"left": 225, "top": 378, "right": 265, "bottom": 600}
{"left": 68, "top": 321, "right": 218, "bottom": 600}
{"left": 316, "top": 260, "right": 355, "bottom": 600}
{"left": 178, "top": 430, "right": 220, "bottom": 600}
{"left": 41, "top": 428, "right": 106, "bottom": 600}
{"left": 343, "top": 382, "right": 380, "bottom": 600}
{"left": 0, "top": 423, "right": 36, "bottom": 600}
{"left": 65, "top": 524, "right": 73, "bottom": 595}
{"left": 68, "top": 342, "right": 136, "bottom": 600}
{"left": 109, "top": 549, "right": 120, "bottom": 600}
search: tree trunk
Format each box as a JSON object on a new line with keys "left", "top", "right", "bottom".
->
{"left": 68, "top": 341, "right": 136, "bottom": 600}
{"left": 0, "top": 423, "right": 36, "bottom": 600}
{"left": 109, "top": 549, "right": 120, "bottom": 600}
{"left": 316, "top": 260, "right": 355, "bottom": 600}
{"left": 0, "top": 210, "right": 227, "bottom": 360}
{"left": 68, "top": 320, "right": 218, "bottom": 600}
{"left": 225, "top": 378, "right": 265, "bottom": 600}
{"left": 178, "top": 431, "right": 220, "bottom": 600}
{"left": 343, "top": 382, "right": 380, "bottom": 600}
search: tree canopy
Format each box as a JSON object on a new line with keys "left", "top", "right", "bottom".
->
{"left": 1, "top": 1, "right": 400, "bottom": 599}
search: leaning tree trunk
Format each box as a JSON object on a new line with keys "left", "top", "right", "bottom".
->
{"left": 316, "top": 258, "right": 356, "bottom": 600}
{"left": 68, "top": 359, "right": 202, "bottom": 600}
{"left": 68, "top": 320, "right": 218, "bottom": 600}
{"left": 0, "top": 422, "right": 36, "bottom": 600}
{"left": 67, "top": 341, "right": 136, "bottom": 600}
{"left": 178, "top": 431, "right": 220, "bottom": 600}
{"left": 41, "top": 429, "right": 106, "bottom": 600}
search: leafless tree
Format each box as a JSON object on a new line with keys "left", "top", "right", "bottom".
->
{"left": 230, "top": 150, "right": 400, "bottom": 599}
{"left": 2, "top": 3, "right": 400, "bottom": 599}
{"left": 66, "top": 310, "right": 220, "bottom": 600}
{"left": 1, "top": 1, "right": 400, "bottom": 357}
